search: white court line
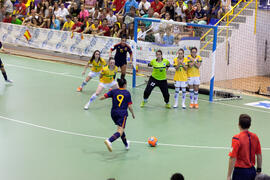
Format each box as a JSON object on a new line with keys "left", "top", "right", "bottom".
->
{"left": 6, "top": 63, "right": 270, "bottom": 114}
{"left": 3, "top": 64, "right": 270, "bottom": 150}
{"left": 1, "top": 114, "right": 270, "bottom": 150}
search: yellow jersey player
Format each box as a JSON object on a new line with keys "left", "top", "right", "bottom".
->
{"left": 173, "top": 49, "right": 189, "bottom": 109}
{"left": 84, "top": 57, "right": 118, "bottom": 110}
{"left": 0, "top": 41, "right": 13, "bottom": 83}
{"left": 187, "top": 47, "right": 202, "bottom": 109}
{"left": 77, "top": 50, "right": 107, "bottom": 92}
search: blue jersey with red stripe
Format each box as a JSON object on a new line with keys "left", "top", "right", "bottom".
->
{"left": 111, "top": 43, "right": 132, "bottom": 61}
{"left": 104, "top": 88, "right": 132, "bottom": 116}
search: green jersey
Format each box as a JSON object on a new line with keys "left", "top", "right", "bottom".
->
{"left": 149, "top": 58, "right": 170, "bottom": 80}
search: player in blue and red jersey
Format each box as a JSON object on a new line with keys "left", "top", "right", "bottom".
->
{"left": 0, "top": 41, "right": 13, "bottom": 83}
{"left": 109, "top": 35, "right": 133, "bottom": 79}
{"left": 100, "top": 78, "right": 135, "bottom": 152}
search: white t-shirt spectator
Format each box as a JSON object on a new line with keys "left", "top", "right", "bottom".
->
{"left": 175, "top": 6, "right": 185, "bottom": 18}
{"left": 138, "top": 1, "right": 151, "bottom": 15}
{"left": 106, "top": 14, "right": 117, "bottom": 27}
{"left": 54, "top": 8, "right": 69, "bottom": 19}
{"left": 4, "top": 0, "right": 13, "bottom": 13}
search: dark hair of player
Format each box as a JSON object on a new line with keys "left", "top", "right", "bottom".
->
{"left": 117, "top": 78, "right": 127, "bottom": 88}
{"left": 171, "top": 173, "right": 184, "bottom": 180}
{"left": 89, "top": 50, "right": 101, "bottom": 63}
{"left": 121, "top": 34, "right": 127, "bottom": 40}
{"left": 178, "top": 48, "right": 184, "bottom": 53}
{"left": 239, "top": 114, "right": 251, "bottom": 129}
{"left": 190, "top": 47, "right": 197, "bottom": 52}
{"left": 156, "top": 49, "right": 163, "bottom": 55}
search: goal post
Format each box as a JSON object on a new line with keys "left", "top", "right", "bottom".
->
{"left": 132, "top": 17, "right": 218, "bottom": 102}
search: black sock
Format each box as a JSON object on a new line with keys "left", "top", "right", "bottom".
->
{"left": 2, "top": 72, "right": 7, "bottom": 81}
{"left": 121, "top": 132, "right": 128, "bottom": 146}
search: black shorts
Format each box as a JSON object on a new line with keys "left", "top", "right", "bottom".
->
{"left": 0, "top": 58, "right": 3, "bottom": 68}
{"left": 115, "top": 59, "right": 127, "bottom": 67}
{"left": 111, "top": 111, "right": 127, "bottom": 128}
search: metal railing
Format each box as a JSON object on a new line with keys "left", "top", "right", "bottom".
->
{"left": 199, "top": 0, "right": 256, "bottom": 52}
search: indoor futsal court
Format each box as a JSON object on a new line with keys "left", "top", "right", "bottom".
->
{"left": 0, "top": 53, "right": 269, "bottom": 180}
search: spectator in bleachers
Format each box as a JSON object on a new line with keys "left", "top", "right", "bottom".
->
{"left": 84, "top": 0, "right": 97, "bottom": 10}
{"left": 138, "top": 0, "right": 151, "bottom": 16}
{"left": 98, "top": 18, "right": 110, "bottom": 36}
{"left": 145, "top": 29, "right": 155, "bottom": 42}
{"left": 208, "top": 0, "right": 221, "bottom": 19}
{"left": 81, "top": 16, "right": 92, "bottom": 34}
{"left": 193, "top": 2, "right": 207, "bottom": 24}
{"left": 142, "top": 7, "right": 154, "bottom": 27}
{"left": 138, "top": 24, "right": 147, "bottom": 41}
{"left": 15, "top": 0, "right": 27, "bottom": 18}
{"left": 61, "top": 15, "right": 74, "bottom": 31}
{"left": 111, "top": 23, "right": 120, "bottom": 37}
{"left": 99, "top": 8, "right": 108, "bottom": 22}
{"left": 219, "top": 0, "right": 231, "bottom": 17}
{"left": 127, "top": 22, "right": 134, "bottom": 39}
{"left": 50, "top": 14, "right": 60, "bottom": 30}
{"left": 89, "top": 18, "right": 100, "bottom": 34}
{"left": 151, "top": 0, "right": 164, "bottom": 14}
{"left": 123, "top": 0, "right": 138, "bottom": 14}
{"left": 110, "top": 0, "right": 126, "bottom": 14}
{"left": 106, "top": 9, "right": 117, "bottom": 28}
{"left": 4, "top": 0, "right": 14, "bottom": 14}
{"left": 175, "top": 0, "right": 187, "bottom": 20}
{"left": 117, "top": 23, "right": 128, "bottom": 38}
{"left": 162, "top": 27, "right": 174, "bottom": 45}
{"left": 79, "top": 4, "right": 89, "bottom": 22}
{"left": 2, "top": 13, "right": 12, "bottom": 23}
{"left": 124, "top": 5, "right": 137, "bottom": 24}
{"left": 69, "top": 2, "right": 81, "bottom": 18}
{"left": 161, "top": 0, "right": 175, "bottom": 20}
{"left": 92, "top": 7, "right": 100, "bottom": 20}
{"left": 184, "top": 1, "right": 195, "bottom": 22}
{"left": 55, "top": 3, "right": 69, "bottom": 24}
{"left": 72, "top": 16, "right": 83, "bottom": 32}
{"left": 11, "top": 14, "right": 22, "bottom": 24}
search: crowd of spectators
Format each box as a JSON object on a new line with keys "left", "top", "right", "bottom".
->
{"left": 0, "top": 0, "right": 232, "bottom": 45}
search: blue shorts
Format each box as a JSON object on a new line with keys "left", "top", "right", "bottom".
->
{"left": 111, "top": 111, "right": 127, "bottom": 128}
{"left": 115, "top": 59, "right": 127, "bottom": 68}
{"left": 232, "top": 167, "right": 256, "bottom": 180}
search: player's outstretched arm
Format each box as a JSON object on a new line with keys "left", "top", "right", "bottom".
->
{"left": 82, "top": 62, "right": 90, "bottom": 75}
{"left": 99, "top": 96, "right": 106, "bottom": 100}
{"left": 128, "top": 104, "right": 135, "bottom": 119}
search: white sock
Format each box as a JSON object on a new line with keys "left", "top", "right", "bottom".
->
{"left": 182, "top": 87, "right": 186, "bottom": 105}
{"left": 194, "top": 91, "right": 199, "bottom": 104}
{"left": 189, "top": 89, "right": 194, "bottom": 104}
{"left": 89, "top": 93, "right": 97, "bottom": 103}
{"left": 174, "top": 87, "right": 180, "bottom": 103}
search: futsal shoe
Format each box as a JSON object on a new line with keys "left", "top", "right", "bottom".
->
{"left": 84, "top": 102, "right": 90, "bottom": 110}
{"left": 104, "top": 139, "right": 112, "bottom": 152}
{"left": 77, "top": 87, "right": 82, "bottom": 92}
{"left": 173, "top": 102, "right": 178, "bottom": 108}
{"left": 5, "top": 79, "right": 13, "bottom": 83}
{"left": 125, "top": 140, "right": 130, "bottom": 150}
{"left": 189, "top": 104, "right": 194, "bottom": 108}
{"left": 182, "top": 103, "right": 186, "bottom": 109}
{"left": 165, "top": 103, "right": 171, "bottom": 109}
{"left": 194, "top": 104, "right": 199, "bottom": 109}
{"left": 140, "top": 100, "right": 147, "bottom": 107}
